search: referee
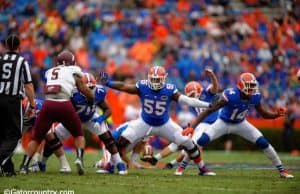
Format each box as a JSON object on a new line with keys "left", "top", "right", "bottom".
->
{"left": 0, "top": 34, "right": 35, "bottom": 176}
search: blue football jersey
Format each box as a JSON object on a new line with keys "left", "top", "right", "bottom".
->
{"left": 219, "top": 87, "right": 261, "bottom": 123}
{"left": 137, "top": 80, "right": 177, "bottom": 126}
{"left": 71, "top": 85, "right": 106, "bottom": 122}
{"left": 194, "top": 86, "right": 218, "bottom": 124}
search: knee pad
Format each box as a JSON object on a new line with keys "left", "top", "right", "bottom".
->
{"left": 181, "top": 140, "right": 200, "bottom": 160}
{"left": 255, "top": 136, "right": 269, "bottom": 149}
{"left": 197, "top": 133, "right": 210, "bottom": 147}
{"left": 44, "top": 133, "right": 62, "bottom": 157}
{"left": 168, "top": 143, "right": 179, "bottom": 152}
{"left": 99, "top": 131, "right": 115, "bottom": 150}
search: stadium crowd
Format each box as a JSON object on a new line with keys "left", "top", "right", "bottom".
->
{"left": 0, "top": 0, "right": 299, "bottom": 122}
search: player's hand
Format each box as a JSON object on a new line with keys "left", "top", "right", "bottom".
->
{"left": 25, "top": 104, "right": 36, "bottom": 118}
{"left": 277, "top": 106, "right": 287, "bottom": 116}
{"left": 92, "top": 115, "right": 106, "bottom": 124}
{"left": 182, "top": 124, "right": 194, "bottom": 137}
{"left": 99, "top": 72, "right": 109, "bottom": 85}
{"left": 205, "top": 68, "right": 214, "bottom": 76}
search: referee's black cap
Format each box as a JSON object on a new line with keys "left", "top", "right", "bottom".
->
{"left": 5, "top": 34, "right": 20, "bottom": 51}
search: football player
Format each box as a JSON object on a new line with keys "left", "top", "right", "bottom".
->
{"left": 19, "top": 50, "right": 94, "bottom": 175}
{"left": 97, "top": 66, "right": 211, "bottom": 174}
{"left": 181, "top": 72, "right": 294, "bottom": 178}
{"left": 94, "top": 122, "right": 147, "bottom": 172}
{"left": 142, "top": 69, "right": 218, "bottom": 176}
{"left": 41, "top": 73, "right": 127, "bottom": 174}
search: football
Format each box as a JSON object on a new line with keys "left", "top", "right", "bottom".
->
{"left": 142, "top": 144, "right": 153, "bottom": 159}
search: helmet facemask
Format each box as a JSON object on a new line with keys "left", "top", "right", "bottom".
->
{"left": 148, "top": 74, "right": 166, "bottom": 90}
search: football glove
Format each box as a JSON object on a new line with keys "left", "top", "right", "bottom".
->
{"left": 92, "top": 115, "right": 106, "bottom": 124}
{"left": 182, "top": 125, "right": 194, "bottom": 137}
{"left": 99, "top": 72, "right": 109, "bottom": 85}
{"left": 277, "top": 106, "right": 287, "bottom": 116}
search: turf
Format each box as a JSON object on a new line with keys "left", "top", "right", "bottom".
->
{"left": 0, "top": 151, "right": 299, "bottom": 194}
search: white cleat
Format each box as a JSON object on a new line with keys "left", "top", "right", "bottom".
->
{"left": 280, "top": 170, "right": 294, "bottom": 179}
{"left": 174, "top": 167, "right": 184, "bottom": 176}
{"left": 59, "top": 166, "right": 71, "bottom": 173}
{"left": 74, "top": 158, "right": 84, "bottom": 175}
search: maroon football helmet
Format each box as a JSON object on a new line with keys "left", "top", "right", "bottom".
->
{"left": 56, "top": 50, "right": 75, "bottom": 66}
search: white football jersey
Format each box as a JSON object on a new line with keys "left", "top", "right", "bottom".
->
{"left": 45, "top": 65, "right": 83, "bottom": 97}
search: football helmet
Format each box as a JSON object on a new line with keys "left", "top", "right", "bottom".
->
{"left": 56, "top": 50, "right": 75, "bottom": 66}
{"left": 148, "top": 66, "right": 168, "bottom": 90}
{"left": 83, "top": 73, "right": 96, "bottom": 89}
{"left": 297, "top": 69, "right": 300, "bottom": 82}
{"left": 237, "top": 73, "right": 258, "bottom": 96}
{"left": 184, "top": 81, "right": 202, "bottom": 98}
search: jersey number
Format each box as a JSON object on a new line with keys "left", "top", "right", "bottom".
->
{"left": 2, "top": 63, "right": 12, "bottom": 79}
{"left": 230, "top": 109, "right": 248, "bottom": 120}
{"left": 51, "top": 68, "right": 60, "bottom": 80}
{"left": 144, "top": 99, "right": 166, "bottom": 116}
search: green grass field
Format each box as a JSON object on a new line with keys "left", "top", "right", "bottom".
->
{"left": 1, "top": 151, "right": 299, "bottom": 194}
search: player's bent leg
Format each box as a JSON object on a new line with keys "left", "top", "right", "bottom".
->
{"left": 197, "top": 133, "right": 211, "bottom": 147}
{"left": 97, "top": 136, "right": 129, "bottom": 175}
{"left": 98, "top": 131, "right": 127, "bottom": 175}
{"left": 256, "top": 136, "right": 294, "bottom": 178}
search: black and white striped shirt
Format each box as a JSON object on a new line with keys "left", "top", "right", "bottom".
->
{"left": 0, "top": 52, "right": 32, "bottom": 98}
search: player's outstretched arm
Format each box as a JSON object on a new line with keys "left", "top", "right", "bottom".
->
{"left": 98, "top": 72, "right": 139, "bottom": 94}
{"left": 191, "top": 99, "right": 226, "bottom": 128}
{"left": 106, "top": 81, "right": 139, "bottom": 94}
{"left": 174, "top": 92, "right": 210, "bottom": 108}
{"left": 75, "top": 74, "right": 95, "bottom": 102}
{"left": 205, "top": 68, "right": 219, "bottom": 94}
{"left": 256, "top": 102, "right": 286, "bottom": 119}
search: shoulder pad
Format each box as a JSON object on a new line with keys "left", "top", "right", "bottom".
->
{"left": 222, "top": 88, "right": 239, "bottom": 102}
{"left": 95, "top": 85, "right": 106, "bottom": 102}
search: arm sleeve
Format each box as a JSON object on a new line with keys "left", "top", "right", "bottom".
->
{"left": 178, "top": 95, "right": 210, "bottom": 108}
{"left": 23, "top": 60, "right": 32, "bottom": 83}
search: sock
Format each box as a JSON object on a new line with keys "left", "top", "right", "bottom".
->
{"left": 32, "top": 153, "right": 40, "bottom": 163}
{"left": 76, "top": 148, "right": 84, "bottom": 160}
{"left": 21, "top": 155, "right": 32, "bottom": 167}
{"left": 179, "top": 161, "right": 188, "bottom": 169}
{"left": 131, "top": 153, "right": 139, "bottom": 163}
{"left": 154, "top": 153, "right": 162, "bottom": 160}
{"left": 170, "top": 159, "right": 178, "bottom": 165}
{"left": 58, "top": 155, "right": 69, "bottom": 168}
{"left": 111, "top": 153, "right": 122, "bottom": 165}
{"left": 41, "top": 156, "right": 48, "bottom": 164}
{"left": 263, "top": 145, "right": 283, "bottom": 171}
{"left": 194, "top": 158, "right": 205, "bottom": 169}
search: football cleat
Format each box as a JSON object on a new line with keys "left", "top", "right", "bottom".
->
{"left": 174, "top": 167, "right": 185, "bottom": 176}
{"left": 74, "top": 158, "right": 84, "bottom": 176}
{"left": 96, "top": 163, "right": 114, "bottom": 174}
{"left": 280, "top": 170, "right": 294, "bottom": 178}
{"left": 140, "top": 156, "right": 158, "bottom": 166}
{"left": 19, "top": 165, "right": 29, "bottom": 174}
{"left": 199, "top": 166, "right": 216, "bottom": 176}
{"left": 117, "top": 163, "right": 128, "bottom": 175}
{"left": 59, "top": 166, "right": 71, "bottom": 173}
{"left": 29, "top": 161, "right": 46, "bottom": 173}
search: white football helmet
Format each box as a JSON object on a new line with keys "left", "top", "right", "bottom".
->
{"left": 147, "top": 66, "right": 168, "bottom": 90}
